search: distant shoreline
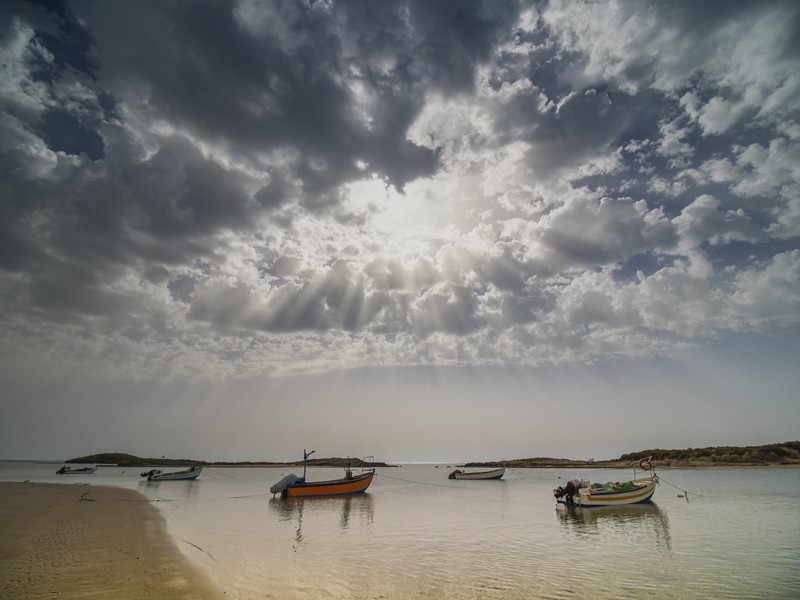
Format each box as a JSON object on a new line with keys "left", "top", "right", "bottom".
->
{"left": 465, "top": 459, "right": 800, "bottom": 469}
{"left": 62, "top": 441, "right": 800, "bottom": 470}
{"left": 63, "top": 453, "right": 395, "bottom": 469}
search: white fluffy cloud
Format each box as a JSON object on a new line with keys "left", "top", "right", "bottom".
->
{"left": 0, "top": 0, "right": 798, "bottom": 383}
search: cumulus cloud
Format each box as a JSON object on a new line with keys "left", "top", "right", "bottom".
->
{"left": 0, "top": 0, "right": 798, "bottom": 382}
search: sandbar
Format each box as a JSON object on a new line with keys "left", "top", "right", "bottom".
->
{"left": 0, "top": 482, "right": 224, "bottom": 599}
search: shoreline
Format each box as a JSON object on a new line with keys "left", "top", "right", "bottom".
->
{"left": 57, "top": 441, "right": 800, "bottom": 470}
{"left": 0, "top": 482, "right": 224, "bottom": 599}
{"left": 465, "top": 460, "right": 800, "bottom": 468}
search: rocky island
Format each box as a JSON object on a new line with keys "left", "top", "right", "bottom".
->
{"left": 68, "top": 441, "right": 800, "bottom": 469}
{"left": 66, "top": 452, "right": 391, "bottom": 468}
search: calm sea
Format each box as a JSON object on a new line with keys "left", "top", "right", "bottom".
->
{"left": 2, "top": 461, "right": 798, "bottom": 599}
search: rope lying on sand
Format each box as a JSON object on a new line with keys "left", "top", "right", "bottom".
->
{"left": 176, "top": 537, "right": 218, "bottom": 562}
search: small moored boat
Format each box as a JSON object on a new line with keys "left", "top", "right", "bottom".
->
{"left": 140, "top": 465, "right": 203, "bottom": 481}
{"left": 56, "top": 466, "right": 97, "bottom": 474}
{"left": 270, "top": 450, "right": 375, "bottom": 498}
{"left": 554, "top": 459, "right": 658, "bottom": 507}
{"left": 448, "top": 467, "right": 505, "bottom": 480}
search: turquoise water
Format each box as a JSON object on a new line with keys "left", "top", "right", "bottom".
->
{"left": 2, "top": 462, "right": 799, "bottom": 598}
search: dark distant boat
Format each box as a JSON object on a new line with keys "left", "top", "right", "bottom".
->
{"left": 554, "top": 459, "right": 658, "bottom": 507}
{"left": 270, "top": 450, "right": 375, "bottom": 498}
{"left": 140, "top": 465, "right": 203, "bottom": 481}
{"left": 448, "top": 467, "right": 505, "bottom": 480}
{"left": 56, "top": 466, "right": 97, "bottom": 474}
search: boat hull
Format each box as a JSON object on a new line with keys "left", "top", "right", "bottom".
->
{"left": 450, "top": 467, "right": 505, "bottom": 480}
{"left": 557, "top": 476, "right": 658, "bottom": 507}
{"left": 284, "top": 471, "right": 374, "bottom": 497}
{"left": 145, "top": 466, "right": 203, "bottom": 481}
{"left": 56, "top": 467, "right": 97, "bottom": 474}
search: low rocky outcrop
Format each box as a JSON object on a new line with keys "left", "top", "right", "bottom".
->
{"left": 465, "top": 441, "right": 800, "bottom": 468}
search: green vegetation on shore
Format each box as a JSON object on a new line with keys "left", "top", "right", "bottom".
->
{"left": 70, "top": 441, "right": 800, "bottom": 469}
{"left": 618, "top": 441, "right": 800, "bottom": 465}
{"left": 465, "top": 441, "right": 800, "bottom": 468}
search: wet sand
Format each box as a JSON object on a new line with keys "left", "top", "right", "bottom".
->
{"left": 0, "top": 482, "right": 224, "bottom": 599}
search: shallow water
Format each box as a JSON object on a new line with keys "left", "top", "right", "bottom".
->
{"left": 2, "top": 462, "right": 799, "bottom": 599}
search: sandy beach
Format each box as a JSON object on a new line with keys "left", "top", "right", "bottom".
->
{"left": 0, "top": 482, "right": 224, "bottom": 599}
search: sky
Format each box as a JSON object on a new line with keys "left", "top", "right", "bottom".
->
{"left": 1, "top": 0, "right": 798, "bottom": 463}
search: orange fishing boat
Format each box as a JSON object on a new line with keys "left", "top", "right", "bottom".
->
{"left": 270, "top": 450, "right": 375, "bottom": 498}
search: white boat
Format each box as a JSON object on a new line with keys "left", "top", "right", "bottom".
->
{"left": 555, "top": 475, "right": 658, "bottom": 506}
{"left": 448, "top": 467, "right": 505, "bottom": 480}
{"left": 56, "top": 466, "right": 97, "bottom": 474}
{"left": 554, "top": 460, "right": 658, "bottom": 507}
{"left": 140, "top": 465, "right": 203, "bottom": 481}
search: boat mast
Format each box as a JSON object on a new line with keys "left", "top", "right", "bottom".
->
{"left": 303, "top": 449, "right": 316, "bottom": 481}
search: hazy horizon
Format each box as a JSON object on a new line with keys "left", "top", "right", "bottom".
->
{"left": 1, "top": 1, "right": 798, "bottom": 463}
{"left": 16, "top": 431, "right": 798, "bottom": 466}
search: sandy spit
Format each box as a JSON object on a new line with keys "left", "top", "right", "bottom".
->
{"left": 0, "top": 482, "right": 224, "bottom": 599}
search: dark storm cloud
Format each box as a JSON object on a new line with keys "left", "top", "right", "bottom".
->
{"left": 0, "top": 0, "right": 798, "bottom": 381}
{"left": 0, "top": 221, "right": 46, "bottom": 272}
{"left": 124, "top": 139, "right": 255, "bottom": 237}
{"left": 0, "top": 0, "right": 524, "bottom": 320}
{"left": 2, "top": 0, "right": 519, "bottom": 248}
{"left": 78, "top": 0, "right": 375, "bottom": 197}
{"left": 73, "top": 0, "right": 519, "bottom": 197}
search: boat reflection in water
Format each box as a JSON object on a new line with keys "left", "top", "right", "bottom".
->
{"left": 269, "top": 493, "right": 375, "bottom": 551}
{"left": 556, "top": 502, "right": 672, "bottom": 555}
{"left": 138, "top": 476, "right": 203, "bottom": 503}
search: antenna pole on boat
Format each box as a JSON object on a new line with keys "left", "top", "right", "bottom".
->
{"left": 303, "top": 449, "right": 316, "bottom": 481}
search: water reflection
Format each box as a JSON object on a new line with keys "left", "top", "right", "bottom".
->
{"left": 137, "top": 479, "right": 202, "bottom": 503}
{"left": 557, "top": 503, "right": 672, "bottom": 555}
{"left": 269, "top": 494, "right": 375, "bottom": 551}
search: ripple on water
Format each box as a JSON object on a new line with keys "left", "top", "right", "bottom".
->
{"left": 4, "top": 463, "right": 798, "bottom": 598}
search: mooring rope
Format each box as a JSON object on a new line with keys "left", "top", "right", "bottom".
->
{"left": 376, "top": 471, "right": 465, "bottom": 489}
{"left": 657, "top": 474, "right": 704, "bottom": 500}
{"left": 224, "top": 468, "right": 702, "bottom": 499}
{"left": 508, "top": 467, "right": 556, "bottom": 481}
{"left": 228, "top": 470, "right": 465, "bottom": 496}
{"left": 228, "top": 492, "right": 269, "bottom": 499}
